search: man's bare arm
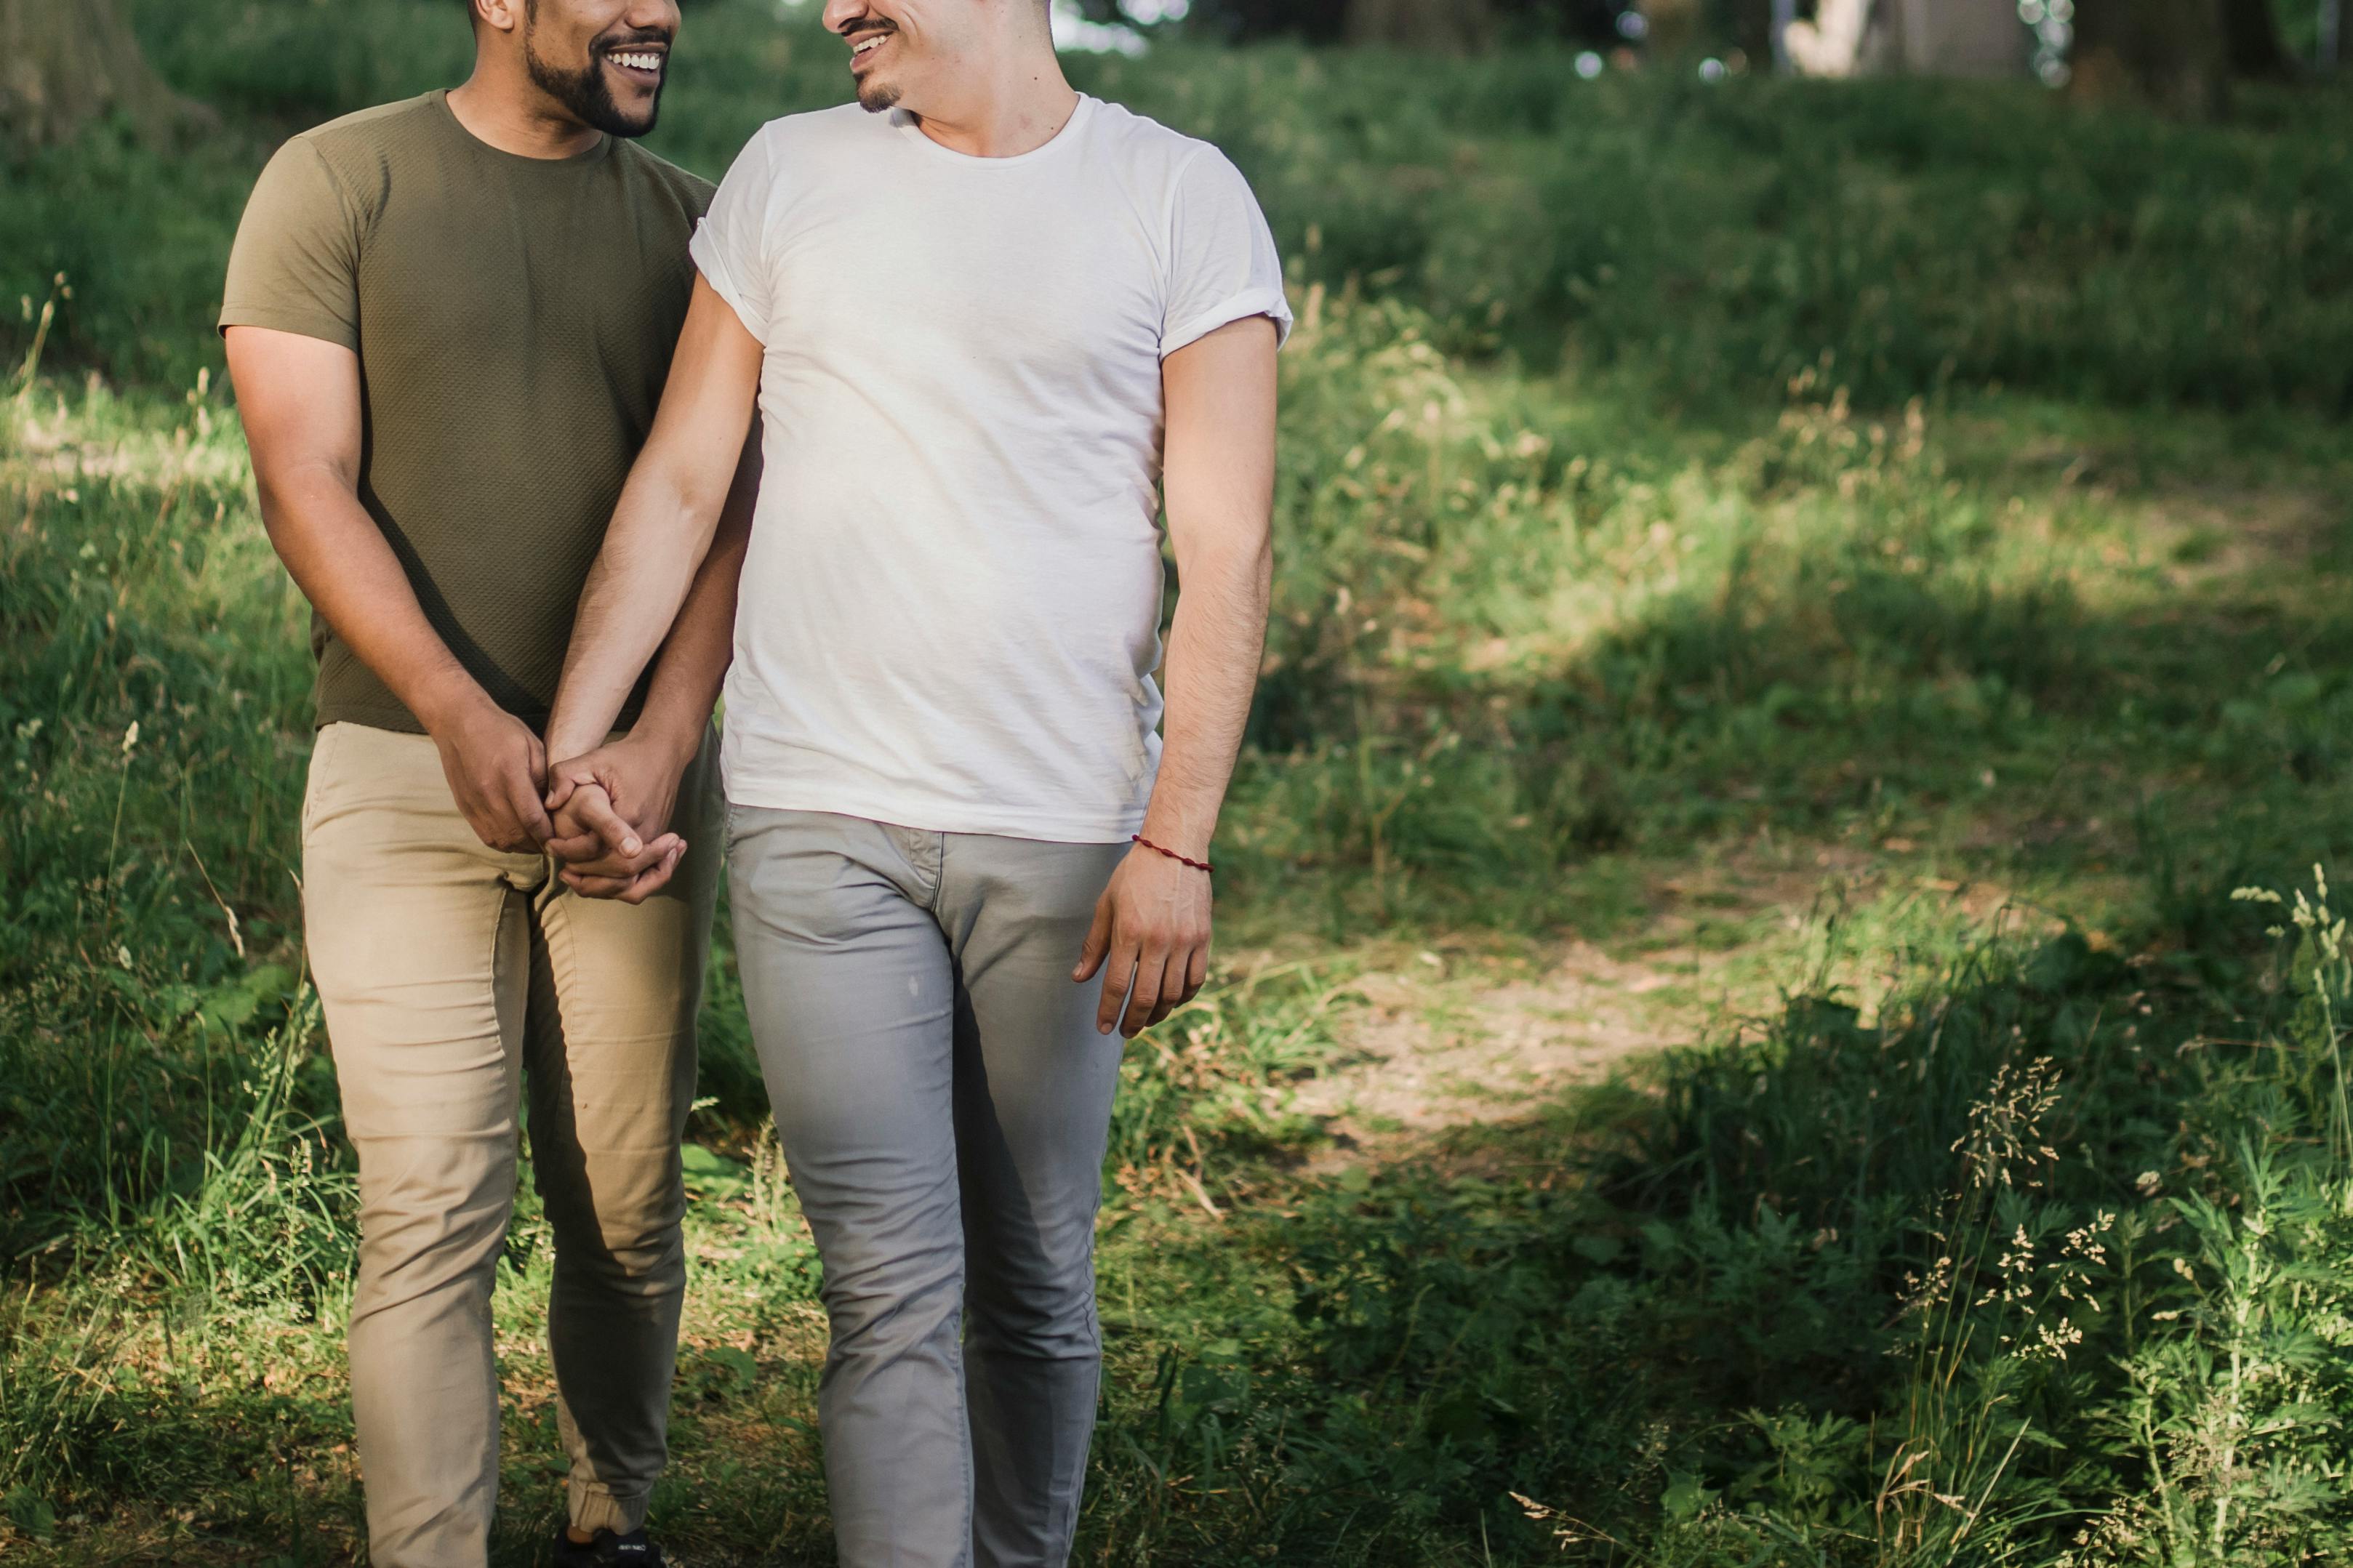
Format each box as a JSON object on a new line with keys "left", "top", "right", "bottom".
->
{"left": 224, "top": 325, "right": 551, "bottom": 851}
{"left": 543, "top": 276, "right": 766, "bottom": 761}
{"left": 1138, "top": 318, "right": 1280, "bottom": 863}
{"left": 624, "top": 434, "right": 759, "bottom": 767}
{"left": 1075, "top": 315, "right": 1279, "bottom": 1037}
{"left": 540, "top": 433, "right": 758, "bottom": 901}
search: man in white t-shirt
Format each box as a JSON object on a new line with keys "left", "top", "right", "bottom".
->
{"left": 534, "top": 0, "right": 1287, "bottom": 1560}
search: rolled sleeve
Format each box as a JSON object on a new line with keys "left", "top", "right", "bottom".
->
{"left": 689, "top": 126, "right": 780, "bottom": 345}
{"left": 1160, "top": 148, "right": 1291, "bottom": 357}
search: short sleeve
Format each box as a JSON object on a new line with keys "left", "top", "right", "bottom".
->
{"left": 219, "top": 138, "right": 363, "bottom": 350}
{"left": 1161, "top": 148, "right": 1292, "bottom": 358}
{"left": 690, "top": 126, "right": 781, "bottom": 345}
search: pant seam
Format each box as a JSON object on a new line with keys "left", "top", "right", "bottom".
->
{"left": 533, "top": 878, "right": 690, "bottom": 1539}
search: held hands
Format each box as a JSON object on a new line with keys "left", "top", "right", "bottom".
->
{"left": 542, "top": 735, "right": 689, "bottom": 904}
{"left": 1073, "top": 843, "right": 1213, "bottom": 1039}
{"left": 422, "top": 688, "right": 687, "bottom": 901}
{"left": 431, "top": 698, "right": 555, "bottom": 853}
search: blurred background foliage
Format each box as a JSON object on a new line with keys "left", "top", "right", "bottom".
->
{"left": 6, "top": 0, "right": 2349, "bottom": 409}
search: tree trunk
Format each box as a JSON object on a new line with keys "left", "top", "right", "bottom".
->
{"left": 1345, "top": 0, "right": 1492, "bottom": 52}
{"left": 1785, "top": 0, "right": 1876, "bottom": 76}
{"left": 0, "top": 0, "right": 212, "bottom": 150}
{"left": 2069, "top": 0, "right": 2229, "bottom": 118}
{"left": 2221, "top": 0, "right": 2291, "bottom": 76}
{"left": 1881, "top": 0, "right": 2027, "bottom": 76}
{"left": 1642, "top": 0, "right": 1703, "bottom": 59}
{"left": 1707, "top": 0, "right": 1776, "bottom": 65}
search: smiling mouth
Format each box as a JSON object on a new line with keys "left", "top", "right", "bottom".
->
{"left": 849, "top": 33, "right": 891, "bottom": 68}
{"left": 604, "top": 46, "right": 668, "bottom": 82}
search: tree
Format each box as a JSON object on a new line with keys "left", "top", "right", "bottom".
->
{"left": 1707, "top": 0, "right": 1776, "bottom": 63}
{"left": 2222, "top": 0, "right": 2293, "bottom": 76}
{"left": 1345, "top": 0, "right": 1495, "bottom": 50}
{"left": 0, "top": 0, "right": 212, "bottom": 150}
{"left": 1880, "top": 0, "right": 2027, "bottom": 76}
{"left": 1641, "top": 0, "right": 1702, "bottom": 58}
{"left": 1785, "top": 0, "right": 2028, "bottom": 79}
{"left": 1784, "top": 0, "right": 1874, "bottom": 76}
{"left": 2069, "top": 0, "right": 2229, "bottom": 117}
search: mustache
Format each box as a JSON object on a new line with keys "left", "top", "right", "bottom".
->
{"left": 835, "top": 19, "right": 899, "bottom": 37}
{"left": 598, "top": 28, "right": 676, "bottom": 51}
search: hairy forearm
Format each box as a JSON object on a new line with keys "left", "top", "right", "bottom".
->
{"left": 257, "top": 465, "right": 486, "bottom": 731}
{"left": 616, "top": 498, "right": 752, "bottom": 765}
{"left": 1141, "top": 538, "right": 1272, "bottom": 859}
{"left": 543, "top": 279, "right": 769, "bottom": 765}
{"left": 1146, "top": 315, "right": 1280, "bottom": 864}
{"left": 544, "top": 454, "right": 734, "bottom": 763}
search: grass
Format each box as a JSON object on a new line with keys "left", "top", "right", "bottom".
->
{"left": 6, "top": 2, "right": 2353, "bottom": 1563}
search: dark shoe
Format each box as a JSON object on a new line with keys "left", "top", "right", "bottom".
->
{"left": 552, "top": 1524, "right": 665, "bottom": 1567}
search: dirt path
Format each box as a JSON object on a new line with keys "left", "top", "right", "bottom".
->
{"left": 1294, "top": 943, "right": 1686, "bottom": 1159}
{"left": 1291, "top": 846, "right": 2056, "bottom": 1165}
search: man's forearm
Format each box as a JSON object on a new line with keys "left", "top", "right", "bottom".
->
{"left": 608, "top": 512, "right": 750, "bottom": 765}
{"left": 542, "top": 476, "right": 720, "bottom": 760}
{"left": 546, "top": 432, "right": 758, "bottom": 764}
{"left": 1139, "top": 540, "right": 1272, "bottom": 859}
{"left": 1145, "top": 315, "right": 1280, "bottom": 863}
{"left": 260, "top": 465, "right": 490, "bottom": 732}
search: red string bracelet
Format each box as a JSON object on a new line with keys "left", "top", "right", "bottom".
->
{"left": 1132, "top": 834, "right": 1214, "bottom": 875}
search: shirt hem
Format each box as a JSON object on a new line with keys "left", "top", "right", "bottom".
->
{"left": 217, "top": 305, "right": 360, "bottom": 351}
{"left": 689, "top": 231, "right": 766, "bottom": 346}
{"left": 722, "top": 780, "right": 1146, "bottom": 845}
{"left": 314, "top": 704, "right": 428, "bottom": 737}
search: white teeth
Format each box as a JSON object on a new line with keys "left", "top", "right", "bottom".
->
{"left": 611, "top": 51, "right": 662, "bottom": 71}
{"left": 854, "top": 36, "right": 884, "bottom": 55}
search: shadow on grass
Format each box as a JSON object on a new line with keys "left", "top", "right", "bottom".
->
{"left": 1081, "top": 896, "right": 2334, "bottom": 1565}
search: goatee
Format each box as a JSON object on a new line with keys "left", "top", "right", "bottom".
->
{"left": 526, "top": 36, "right": 665, "bottom": 138}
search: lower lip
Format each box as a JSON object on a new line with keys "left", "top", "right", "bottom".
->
{"left": 851, "top": 39, "right": 889, "bottom": 71}
{"left": 607, "top": 56, "right": 665, "bottom": 87}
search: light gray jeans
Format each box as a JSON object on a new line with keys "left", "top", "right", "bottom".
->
{"left": 726, "top": 805, "right": 1131, "bottom": 1568}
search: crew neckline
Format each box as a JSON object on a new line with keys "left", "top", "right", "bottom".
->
{"left": 433, "top": 88, "right": 614, "bottom": 169}
{"left": 891, "top": 93, "right": 1095, "bottom": 168}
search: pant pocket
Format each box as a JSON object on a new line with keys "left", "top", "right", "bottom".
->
{"left": 300, "top": 724, "right": 348, "bottom": 842}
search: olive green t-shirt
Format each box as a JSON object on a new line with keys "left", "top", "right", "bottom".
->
{"left": 220, "top": 90, "right": 713, "bottom": 735}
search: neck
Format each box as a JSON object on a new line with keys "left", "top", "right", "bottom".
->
{"left": 906, "top": 36, "right": 1078, "bottom": 158}
{"left": 447, "top": 55, "right": 603, "bottom": 160}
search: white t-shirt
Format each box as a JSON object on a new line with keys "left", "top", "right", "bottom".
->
{"left": 689, "top": 95, "right": 1291, "bottom": 842}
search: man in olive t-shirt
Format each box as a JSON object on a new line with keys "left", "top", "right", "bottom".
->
{"left": 220, "top": 2, "right": 751, "bottom": 1564}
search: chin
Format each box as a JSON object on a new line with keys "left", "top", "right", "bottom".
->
{"left": 597, "top": 91, "right": 663, "bottom": 139}
{"left": 856, "top": 78, "right": 902, "bottom": 113}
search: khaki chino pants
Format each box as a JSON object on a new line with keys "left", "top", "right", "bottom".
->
{"left": 300, "top": 721, "right": 720, "bottom": 1565}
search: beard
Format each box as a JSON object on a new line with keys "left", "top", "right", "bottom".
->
{"left": 526, "top": 20, "right": 666, "bottom": 138}
{"left": 849, "top": 24, "right": 904, "bottom": 113}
